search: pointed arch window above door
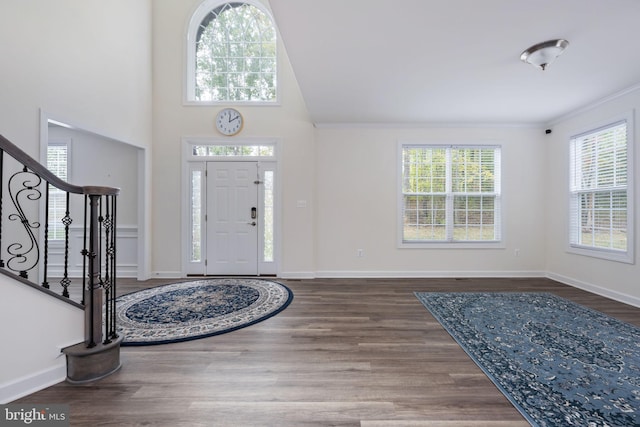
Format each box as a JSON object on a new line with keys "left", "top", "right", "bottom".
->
{"left": 186, "top": 0, "right": 278, "bottom": 103}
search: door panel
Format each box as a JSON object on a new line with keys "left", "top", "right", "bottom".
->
{"left": 206, "top": 162, "right": 258, "bottom": 275}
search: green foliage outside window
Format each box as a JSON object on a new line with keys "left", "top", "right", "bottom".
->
{"left": 402, "top": 146, "right": 500, "bottom": 242}
{"left": 195, "top": 2, "right": 277, "bottom": 102}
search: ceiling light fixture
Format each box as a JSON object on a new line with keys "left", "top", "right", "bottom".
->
{"left": 520, "top": 39, "right": 569, "bottom": 71}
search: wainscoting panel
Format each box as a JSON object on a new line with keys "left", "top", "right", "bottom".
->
{"left": 46, "top": 225, "right": 138, "bottom": 278}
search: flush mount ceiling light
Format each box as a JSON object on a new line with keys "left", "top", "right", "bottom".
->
{"left": 520, "top": 39, "right": 569, "bottom": 70}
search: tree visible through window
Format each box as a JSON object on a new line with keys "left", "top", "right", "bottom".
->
{"left": 193, "top": 1, "right": 277, "bottom": 102}
{"left": 569, "top": 120, "right": 630, "bottom": 257}
{"left": 401, "top": 145, "right": 501, "bottom": 243}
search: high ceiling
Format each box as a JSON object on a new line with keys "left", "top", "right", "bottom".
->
{"left": 268, "top": 0, "right": 640, "bottom": 126}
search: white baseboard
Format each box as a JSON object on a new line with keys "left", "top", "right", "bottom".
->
{"left": 150, "top": 271, "right": 183, "bottom": 279}
{"left": 313, "top": 270, "right": 546, "bottom": 278}
{"left": 546, "top": 272, "right": 640, "bottom": 308}
{"left": 0, "top": 364, "right": 66, "bottom": 404}
{"left": 279, "top": 271, "right": 316, "bottom": 279}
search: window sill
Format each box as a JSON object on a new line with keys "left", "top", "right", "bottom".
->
{"left": 399, "top": 241, "right": 505, "bottom": 249}
{"left": 567, "top": 245, "right": 634, "bottom": 264}
{"left": 182, "top": 99, "right": 281, "bottom": 107}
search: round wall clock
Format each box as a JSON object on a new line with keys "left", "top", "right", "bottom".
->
{"left": 215, "top": 108, "right": 244, "bottom": 136}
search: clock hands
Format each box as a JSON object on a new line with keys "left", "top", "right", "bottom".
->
{"left": 217, "top": 109, "right": 242, "bottom": 135}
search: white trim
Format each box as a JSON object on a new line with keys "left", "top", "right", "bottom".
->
{"left": 547, "top": 272, "right": 640, "bottom": 309}
{"left": 566, "top": 110, "right": 635, "bottom": 264}
{"left": 397, "top": 141, "right": 504, "bottom": 248}
{"left": 0, "top": 364, "right": 66, "bottom": 404}
{"left": 314, "top": 270, "right": 546, "bottom": 278}
{"left": 39, "top": 110, "right": 149, "bottom": 281}
{"left": 184, "top": 162, "right": 206, "bottom": 275}
{"left": 547, "top": 83, "right": 640, "bottom": 127}
{"left": 279, "top": 271, "right": 316, "bottom": 279}
{"left": 45, "top": 225, "right": 139, "bottom": 278}
{"left": 257, "top": 162, "right": 278, "bottom": 275}
{"left": 313, "top": 82, "right": 640, "bottom": 130}
{"left": 314, "top": 121, "right": 544, "bottom": 129}
{"left": 150, "top": 271, "right": 183, "bottom": 279}
{"left": 181, "top": 137, "right": 281, "bottom": 277}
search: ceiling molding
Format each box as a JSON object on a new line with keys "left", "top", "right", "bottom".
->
{"left": 546, "top": 82, "right": 640, "bottom": 127}
{"left": 313, "top": 121, "right": 545, "bottom": 130}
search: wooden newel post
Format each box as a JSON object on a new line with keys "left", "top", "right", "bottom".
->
{"left": 64, "top": 192, "right": 122, "bottom": 384}
{"left": 85, "top": 194, "right": 103, "bottom": 347}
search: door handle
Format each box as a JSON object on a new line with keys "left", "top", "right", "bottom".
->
{"left": 251, "top": 207, "right": 257, "bottom": 219}
{"left": 247, "top": 221, "right": 257, "bottom": 226}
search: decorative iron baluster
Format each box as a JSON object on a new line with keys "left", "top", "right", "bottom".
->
{"left": 81, "top": 194, "right": 88, "bottom": 306}
{"left": 109, "top": 195, "right": 118, "bottom": 340}
{"left": 98, "top": 199, "right": 104, "bottom": 286}
{"left": 60, "top": 192, "right": 72, "bottom": 298}
{"left": 102, "top": 196, "right": 115, "bottom": 344}
{"left": 1, "top": 134, "right": 122, "bottom": 382}
{"left": 6, "top": 166, "right": 41, "bottom": 279}
{"left": 42, "top": 183, "right": 50, "bottom": 288}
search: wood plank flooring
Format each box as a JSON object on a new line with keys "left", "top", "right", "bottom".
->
{"left": 13, "top": 277, "right": 640, "bottom": 426}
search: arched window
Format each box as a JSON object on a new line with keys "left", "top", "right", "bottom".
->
{"left": 187, "top": 0, "right": 277, "bottom": 103}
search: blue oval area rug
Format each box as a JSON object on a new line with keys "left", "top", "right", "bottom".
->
{"left": 115, "top": 278, "right": 293, "bottom": 346}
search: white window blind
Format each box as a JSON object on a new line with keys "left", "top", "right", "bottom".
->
{"left": 47, "top": 142, "right": 69, "bottom": 240}
{"left": 569, "top": 120, "right": 630, "bottom": 257}
{"left": 401, "top": 145, "right": 501, "bottom": 243}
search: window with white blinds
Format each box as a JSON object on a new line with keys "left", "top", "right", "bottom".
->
{"left": 400, "top": 145, "right": 501, "bottom": 245}
{"left": 47, "top": 140, "right": 69, "bottom": 240}
{"left": 569, "top": 117, "right": 634, "bottom": 263}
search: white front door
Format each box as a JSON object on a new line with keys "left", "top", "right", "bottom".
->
{"left": 206, "top": 161, "right": 258, "bottom": 275}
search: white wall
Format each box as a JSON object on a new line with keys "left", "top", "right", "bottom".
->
{"left": 0, "top": 278, "right": 83, "bottom": 403}
{"left": 314, "top": 126, "right": 547, "bottom": 277}
{"left": 545, "top": 88, "right": 640, "bottom": 306}
{"left": 48, "top": 126, "right": 140, "bottom": 225}
{"left": 151, "top": 0, "right": 315, "bottom": 278}
{"left": 0, "top": 0, "right": 152, "bottom": 401}
{"left": 47, "top": 126, "right": 141, "bottom": 278}
{"left": 0, "top": 0, "right": 152, "bottom": 154}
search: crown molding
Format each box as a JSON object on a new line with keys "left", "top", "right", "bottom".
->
{"left": 546, "top": 82, "right": 640, "bottom": 127}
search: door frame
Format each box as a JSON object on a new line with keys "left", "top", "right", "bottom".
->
{"left": 181, "top": 137, "right": 281, "bottom": 277}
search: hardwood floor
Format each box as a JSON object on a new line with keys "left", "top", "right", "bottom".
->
{"left": 14, "top": 277, "right": 640, "bottom": 426}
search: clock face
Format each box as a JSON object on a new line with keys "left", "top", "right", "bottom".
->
{"left": 216, "top": 108, "right": 243, "bottom": 136}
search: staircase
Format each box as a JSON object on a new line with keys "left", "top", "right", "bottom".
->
{"left": 0, "top": 134, "right": 122, "bottom": 384}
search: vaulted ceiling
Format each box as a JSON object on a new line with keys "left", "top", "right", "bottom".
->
{"left": 268, "top": 0, "right": 640, "bottom": 126}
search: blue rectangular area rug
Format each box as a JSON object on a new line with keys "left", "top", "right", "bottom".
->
{"left": 414, "top": 292, "right": 640, "bottom": 427}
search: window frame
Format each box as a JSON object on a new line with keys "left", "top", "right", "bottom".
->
{"left": 185, "top": 0, "right": 279, "bottom": 105}
{"left": 397, "top": 142, "right": 503, "bottom": 249}
{"left": 567, "top": 112, "right": 635, "bottom": 264}
{"left": 46, "top": 137, "right": 72, "bottom": 241}
{"left": 181, "top": 137, "right": 280, "bottom": 276}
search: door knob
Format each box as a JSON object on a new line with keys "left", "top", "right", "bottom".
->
{"left": 248, "top": 221, "right": 257, "bottom": 226}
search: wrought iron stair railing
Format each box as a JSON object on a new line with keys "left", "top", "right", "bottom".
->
{"left": 0, "top": 134, "right": 122, "bottom": 383}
